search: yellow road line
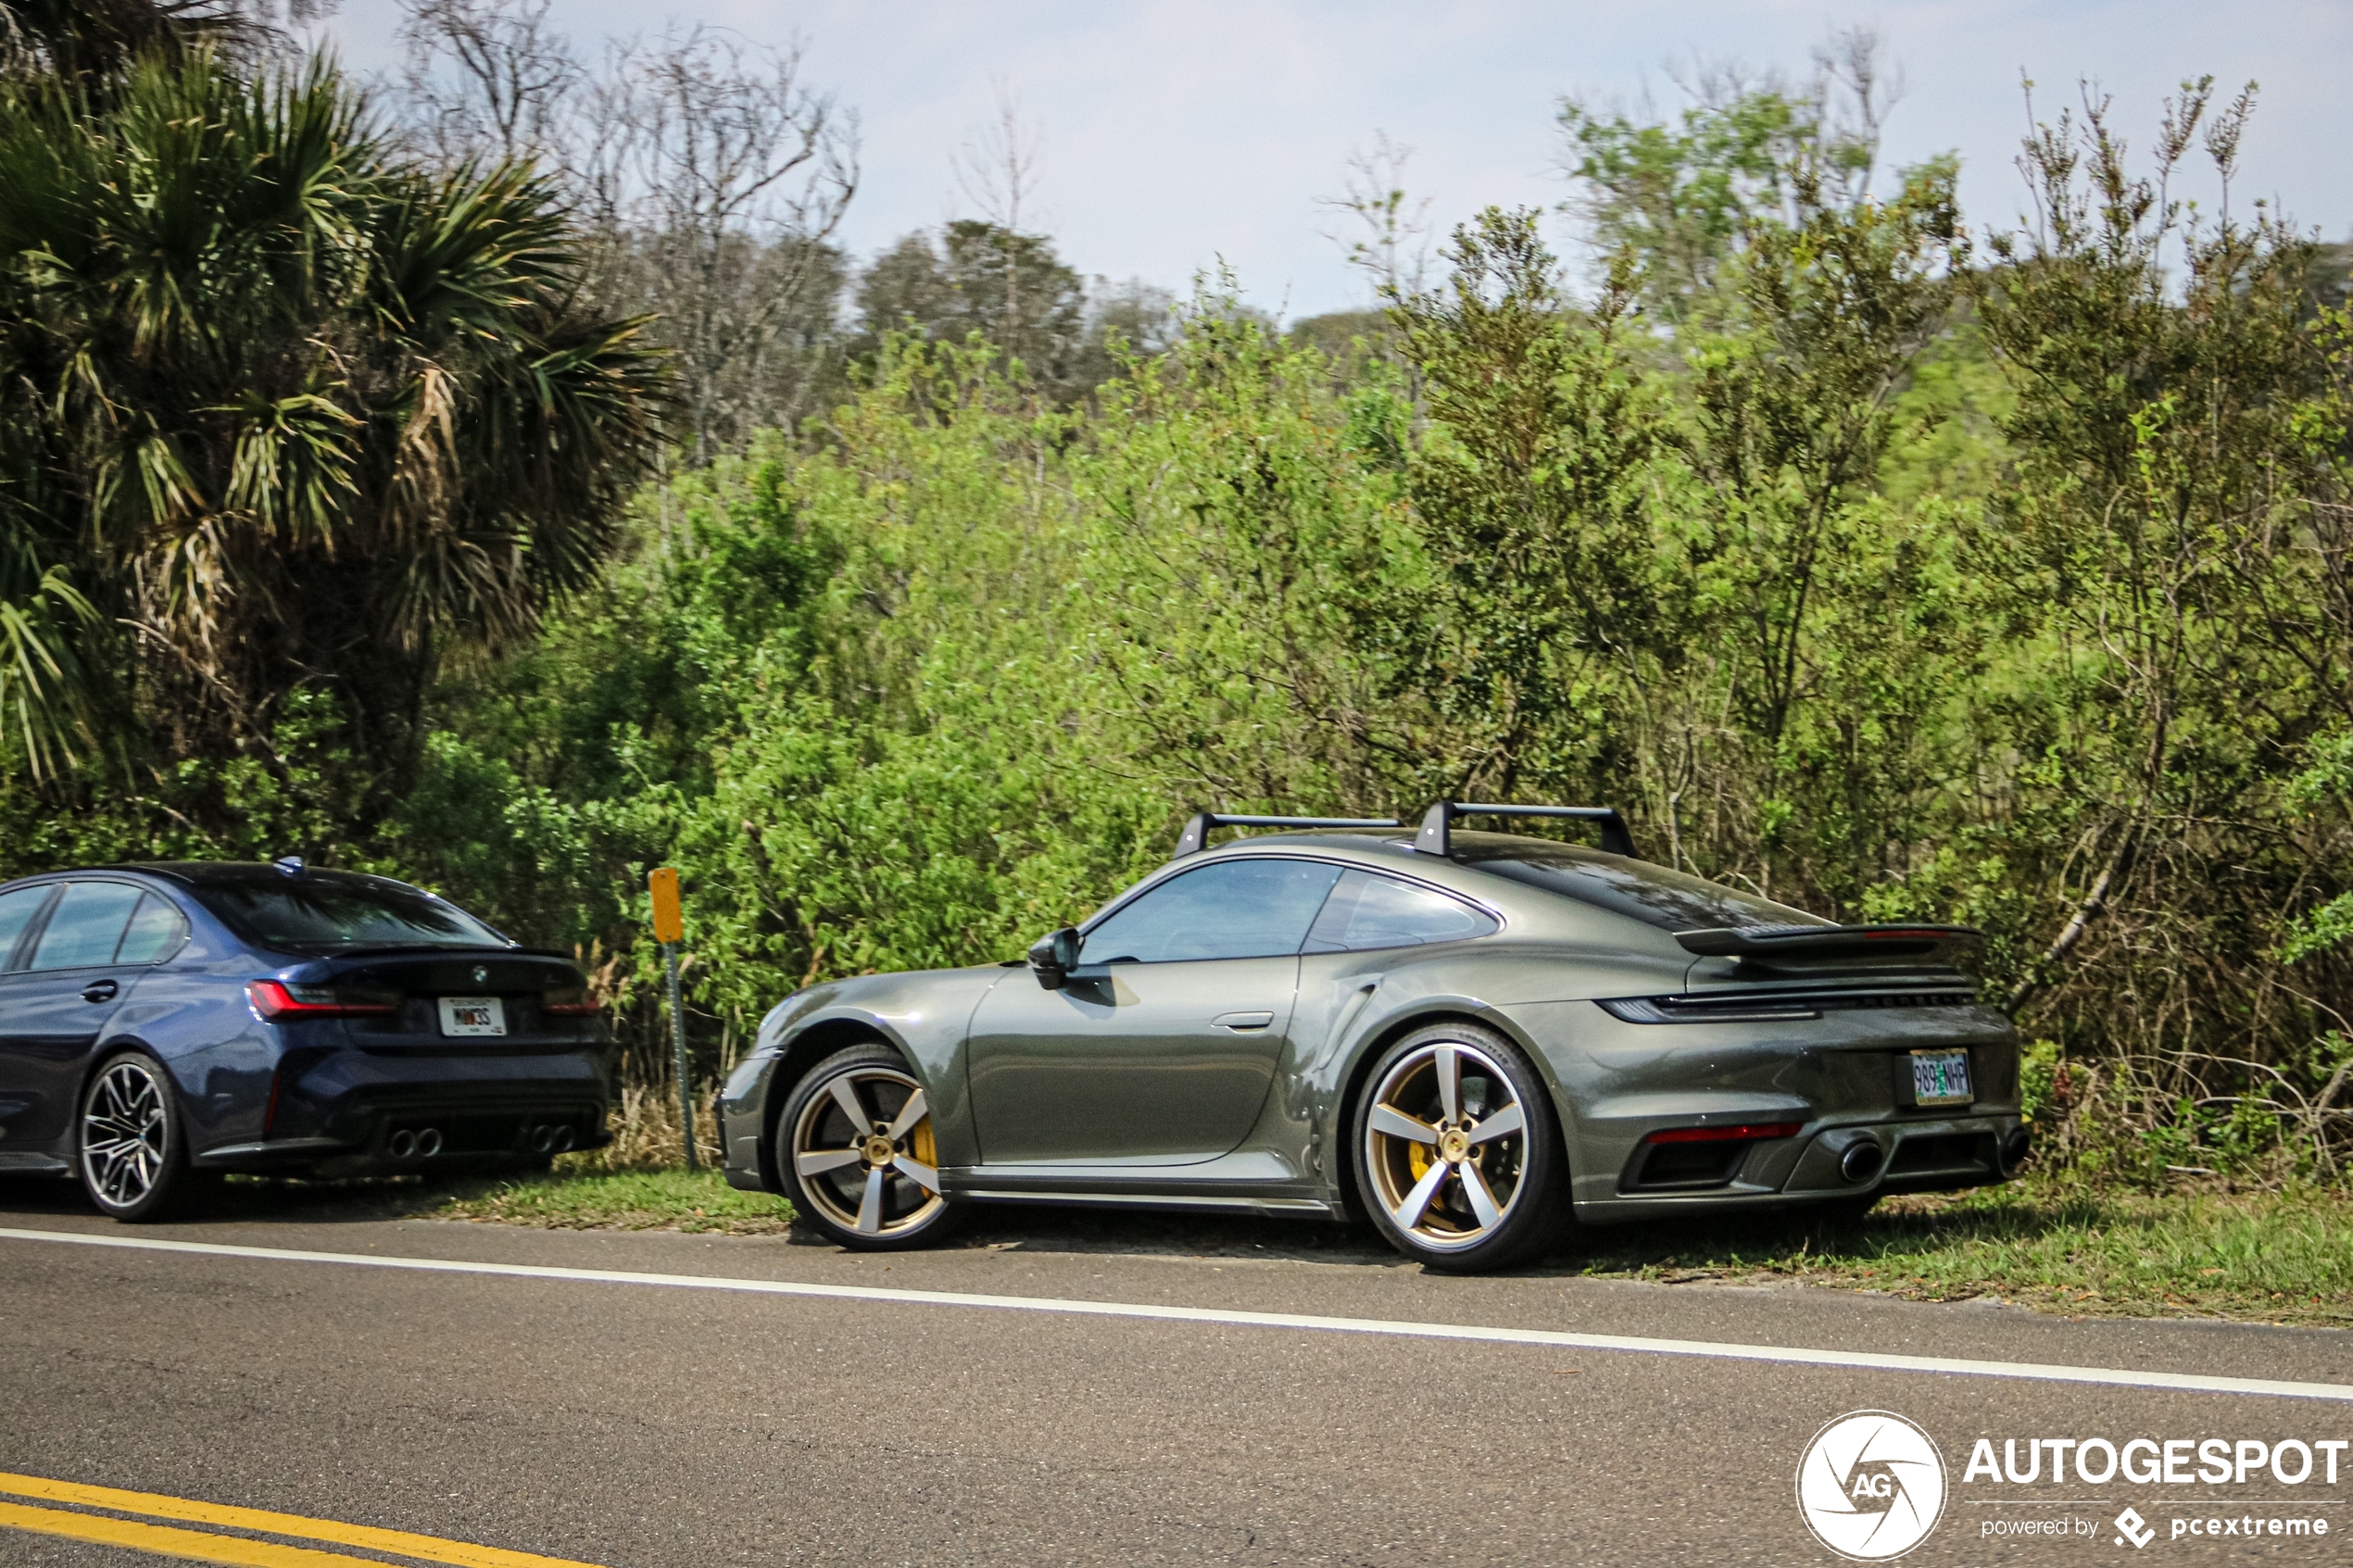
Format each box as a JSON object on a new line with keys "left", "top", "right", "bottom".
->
{"left": 0, "top": 1474, "right": 609, "bottom": 1568}
{"left": 0, "top": 1499, "right": 384, "bottom": 1566}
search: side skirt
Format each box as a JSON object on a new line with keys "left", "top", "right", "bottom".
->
{"left": 959, "top": 1188, "right": 1337, "bottom": 1220}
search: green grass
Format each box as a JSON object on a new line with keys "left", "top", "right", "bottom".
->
{"left": 410, "top": 1165, "right": 2353, "bottom": 1326}
{"left": 1569, "top": 1180, "right": 2353, "bottom": 1327}
{"left": 427, "top": 1167, "right": 796, "bottom": 1234}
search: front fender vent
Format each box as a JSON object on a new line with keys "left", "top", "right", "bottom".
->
{"left": 1596, "top": 990, "right": 1979, "bottom": 1024}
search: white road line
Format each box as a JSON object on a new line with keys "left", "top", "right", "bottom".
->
{"left": 4, "top": 1224, "right": 2346, "bottom": 1404}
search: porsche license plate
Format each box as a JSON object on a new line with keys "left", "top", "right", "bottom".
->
{"left": 1910, "top": 1049, "right": 1971, "bottom": 1107}
{"left": 438, "top": 997, "right": 507, "bottom": 1037}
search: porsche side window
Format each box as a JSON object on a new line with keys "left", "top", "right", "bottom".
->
{"left": 1304, "top": 870, "right": 1498, "bottom": 952}
{"left": 1081, "top": 859, "right": 1343, "bottom": 964}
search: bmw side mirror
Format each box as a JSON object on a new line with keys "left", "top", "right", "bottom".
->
{"left": 1028, "top": 926, "right": 1081, "bottom": 989}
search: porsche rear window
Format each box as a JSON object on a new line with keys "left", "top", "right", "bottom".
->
{"left": 192, "top": 878, "right": 508, "bottom": 952}
{"left": 1459, "top": 838, "right": 1831, "bottom": 934}
{"left": 1304, "top": 870, "right": 1496, "bottom": 951}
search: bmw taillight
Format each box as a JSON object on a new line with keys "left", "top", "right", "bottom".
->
{"left": 245, "top": 980, "right": 396, "bottom": 1021}
{"left": 541, "top": 986, "right": 600, "bottom": 1017}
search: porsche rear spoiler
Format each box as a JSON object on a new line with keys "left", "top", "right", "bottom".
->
{"left": 1676, "top": 924, "right": 1983, "bottom": 970}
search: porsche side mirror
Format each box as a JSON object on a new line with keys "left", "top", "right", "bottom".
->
{"left": 1027, "top": 926, "right": 1081, "bottom": 989}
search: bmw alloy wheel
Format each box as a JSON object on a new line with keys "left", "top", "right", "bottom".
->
{"left": 788, "top": 1057, "right": 947, "bottom": 1243}
{"left": 78, "top": 1052, "right": 204, "bottom": 1221}
{"left": 1362, "top": 1037, "right": 1534, "bottom": 1255}
{"left": 83, "top": 1058, "right": 169, "bottom": 1209}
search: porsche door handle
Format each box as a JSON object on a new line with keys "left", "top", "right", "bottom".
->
{"left": 81, "top": 979, "right": 119, "bottom": 1003}
{"left": 1212, "top": 1010, "right": 1274, "bottom": 1032}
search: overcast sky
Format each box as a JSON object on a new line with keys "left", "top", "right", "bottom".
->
{"left": 308, "top": 1, "right": 2353, "bottom": 320}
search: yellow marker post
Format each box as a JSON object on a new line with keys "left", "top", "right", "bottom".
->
{"left": 648, "top": 867, "right": 694, "bottom": 1171}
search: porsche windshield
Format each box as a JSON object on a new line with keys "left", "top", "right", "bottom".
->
{"left": 192, "top": 877, "right": 509, "bottom": 951}
{"left": 1457, "top": 835, "right": 1831, "bottom": 933}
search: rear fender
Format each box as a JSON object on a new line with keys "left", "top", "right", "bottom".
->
{"left": 1321, "top": 990, "right": 1577, "bottom": 1223}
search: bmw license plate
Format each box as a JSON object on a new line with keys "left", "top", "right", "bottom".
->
{"left": 438, "top": 997, "right": 507, "bottom": 1037}
{"left": 1909, "top": 1049, "right": 1971, "bottom": 1107}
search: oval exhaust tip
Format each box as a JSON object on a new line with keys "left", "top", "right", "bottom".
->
{"left": 1839, "top": 1140, "right": 1883, "bottom": 1184}
{"left": 529, "top": 1125, "right": 556, "bottom": 1154}
{"left": 2002, "top": 1126, "right": 2032, "bottom": 1174}
{"left": 416, "top": 1128, "right": 443, "bottom": 1158}
{"left": 387, "top": 1129, "right": 416, "bottom": 1160}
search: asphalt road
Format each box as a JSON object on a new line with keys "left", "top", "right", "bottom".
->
{"left": 0, "top": 1177, "right": 2347, "bottom": 1567}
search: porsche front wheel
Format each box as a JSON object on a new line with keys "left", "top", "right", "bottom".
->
{"left": 778, "top": 1045, "right": 962, "bottom": 1250}
{"left": 1355, "top": 1023, "right": 1567, "bottom": 1271}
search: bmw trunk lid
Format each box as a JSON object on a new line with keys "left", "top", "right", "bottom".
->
{"left": 281, "top": 949, "right": 602, "bottom": 1050}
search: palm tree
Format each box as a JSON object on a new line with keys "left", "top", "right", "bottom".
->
{"left": 0, "top": 16, "right": 666, "bottom": 798}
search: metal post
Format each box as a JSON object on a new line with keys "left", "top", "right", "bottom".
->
{"left": 649, "top": 866, "right": 692, "bottom": 1173}
{"left": 665, "top": 940, "right": 694, "bottom": 1172}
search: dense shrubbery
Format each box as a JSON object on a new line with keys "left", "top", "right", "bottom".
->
{"left": 404, "top": 172, "right": 2353, "bottom": 1185}
{"left": 5, "top": 7, "right": 2352, "bottom": 1184}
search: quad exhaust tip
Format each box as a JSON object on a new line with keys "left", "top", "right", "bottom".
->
{"left": 526, "top": 1123, "right": 577, "bottom": 1155}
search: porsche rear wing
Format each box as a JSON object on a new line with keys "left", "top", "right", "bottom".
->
{"left": 1675, "top": 923, "right": 1983, "bottom": 971}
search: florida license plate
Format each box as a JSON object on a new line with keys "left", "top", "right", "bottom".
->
{"left": 1910, "top": 1049, "right": 1971, "bottom": 1107}
{"left": 438, "top": 996, "right": 507, "bottom": 1037}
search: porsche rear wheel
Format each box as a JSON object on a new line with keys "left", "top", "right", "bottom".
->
{"left": 1355, "top": 1023, "right": 1566, "bottom": 1271}
{"left": 779, "top": 1045, "right": 961, "bottom": 1250}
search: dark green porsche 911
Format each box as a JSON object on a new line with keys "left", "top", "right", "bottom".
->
{"left": 717, "top": 803, "right": 2025, "bottom": 1271}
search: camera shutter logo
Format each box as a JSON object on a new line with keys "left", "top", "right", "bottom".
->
{"left": 1795, "top": 1410, "right": 1948, "bottom": 1561}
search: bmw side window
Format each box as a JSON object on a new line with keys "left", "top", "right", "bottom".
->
{"left": 0, "top": 885, "right": 54, "bottom": 971}
{"left": 115, "top": 893, "right": 189, "bottom": 964}
{"left": 1082, "top": 859, "right": 1344, "bottom": 964}
{"left": 27, "top": 883, "right": 145, "bottom": 971}
{"left": 1304, "top": 870, "right": 1498, "bottom": 952}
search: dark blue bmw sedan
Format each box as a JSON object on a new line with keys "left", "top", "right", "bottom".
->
{"left": 0, "top": 859, "right": 612, "bottom": 1221}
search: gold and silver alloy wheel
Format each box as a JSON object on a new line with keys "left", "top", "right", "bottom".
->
{"left": 82, "top": 1058, "right": 170, "bottom": 1211}
{"left": 1363, "top": 1039, "right": 1529, "bottom": 1253}
{"left": 790, "top": 1062, "right": 944, "bottom": 1238}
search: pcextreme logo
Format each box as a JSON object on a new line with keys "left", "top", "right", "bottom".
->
{"left": 1796, "top": 1410, "right": 1950, "bottom": 1561}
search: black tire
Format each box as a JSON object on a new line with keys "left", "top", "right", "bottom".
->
{"left": 78, "top": 1051, "right": 208, "bottom": 1223}
{"left": 1353, "top": 1022, "right": 1568, "bottom": 1272}
{"left": 776, "top": 1044, "right": 963, "bottom": 1251}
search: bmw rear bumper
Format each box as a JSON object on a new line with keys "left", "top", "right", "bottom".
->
{"left": 194, "top": 1046, "right": 613, "bottom": 1177}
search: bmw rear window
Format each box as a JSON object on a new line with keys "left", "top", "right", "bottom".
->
{"left": 191, "top": 876, "right": 510, "bottom": 952}
{"left": 1456, "top": 836, "right": 1831, "bottom": 934}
